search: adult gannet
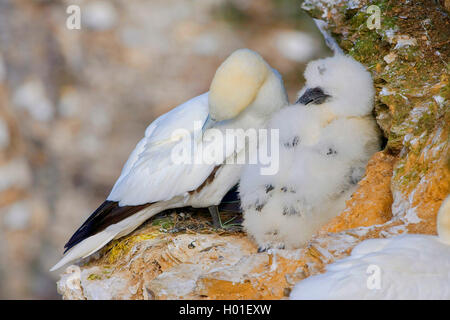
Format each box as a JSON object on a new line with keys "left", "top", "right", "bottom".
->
{"left": 51, "top": 49, "right": 288, "bottom": 271}
{"left": 239, "top": 55, "right": 382, "bottom": 251}
{"left": 290, "top": 195, "right": 450, "bottom": 300}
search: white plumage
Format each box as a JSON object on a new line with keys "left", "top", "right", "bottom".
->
{"left": 108, "top": 93, "right": 212, "bottom": 206}
{"left": 51, "top": 49, "right": 288, "bottom": 271}
{"left": 239, "top": 55, "right": 381, "bottom": 251}
{"left": 290, "top": 195, "right": 450, "bottom": 300}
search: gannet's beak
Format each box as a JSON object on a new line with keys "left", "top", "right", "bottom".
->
{"left": 296, "top": 87, "right": 330, "bottom": 105}
{"left": 202, "top": 114, "right": 216, "bottom": 132}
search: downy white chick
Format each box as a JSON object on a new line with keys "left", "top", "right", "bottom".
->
{"left": 290, "top": 195, "right": 450, "bottom": 300}
{"left": 51, "top": 49, "right": 288, "bottom": 271}
{"left": 239, "top": 55, "right": 382, "bottom": 251}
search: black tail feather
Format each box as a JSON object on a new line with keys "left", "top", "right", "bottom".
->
{"left": 64, "top": 185, "right": 242, "bottom": 253}
{"left": 64, "top": 200, "right": 151, "bottom": 253}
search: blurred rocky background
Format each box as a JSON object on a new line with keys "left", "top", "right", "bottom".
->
{"left": 0, "top": 0, "right": 327, "bottom": 299}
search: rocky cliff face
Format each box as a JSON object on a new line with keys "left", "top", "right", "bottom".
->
{"left": 57, "top": 0, "right": 449, "bottom": 299}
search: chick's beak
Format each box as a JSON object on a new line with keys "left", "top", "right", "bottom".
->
{"left": 296, "top": 87, "right": 330, "bottom": 105}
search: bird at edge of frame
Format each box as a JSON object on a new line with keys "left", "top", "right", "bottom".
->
{"left": 290, "top": 195, "right": 450, "bottom": 300}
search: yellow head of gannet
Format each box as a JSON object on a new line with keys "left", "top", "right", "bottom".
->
{"left": 207, "top": 49, "right": 287, "bottom": 127}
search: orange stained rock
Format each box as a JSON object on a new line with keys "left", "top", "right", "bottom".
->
{"left": 322, "top": 151, "right": 396, "bottom": 234}
{"left": 405, "top": 148, "right": 450, "bottom": 235}
{"left": 395, "top": 124, "right": 449, "bottom": 235}
{"left": 197, "top": 245, "right": 329, "bottom": 300}
{"left": 198, "top": 257, "right": 298, "bottom": 299}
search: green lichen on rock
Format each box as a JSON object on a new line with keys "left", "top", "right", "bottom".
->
{"left": 87, "top": 273, "right": 102, "bottom": 281}
{"left": 152, "top": 216, "right": 175, "bottom": 231}
{"left": 303, "top": 0, "right": 449, "bottom": 194}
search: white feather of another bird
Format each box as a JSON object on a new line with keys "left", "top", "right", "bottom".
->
{"left": 290, "top": 234, "right": 450, "bottom": 299}
{"left": 290, "top": 196, "right": 450, "bottom": 300}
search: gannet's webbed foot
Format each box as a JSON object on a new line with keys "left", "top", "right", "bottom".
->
{"left": 208, "top": 205, "right": 222, "bottom": 229}
{"left": 208, "top": 205, "right": 242, "bottom": 230}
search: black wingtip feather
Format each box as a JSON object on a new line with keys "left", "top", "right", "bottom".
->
{"left": 64, "top": 184, "right": 242, "bottom": 253}
{"left": 64, "top": 200, "right": 151, "bottom": 253}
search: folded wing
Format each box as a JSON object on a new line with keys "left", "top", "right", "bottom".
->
{"left": 108, "top": 92, "right": 217, "bottom": 206}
